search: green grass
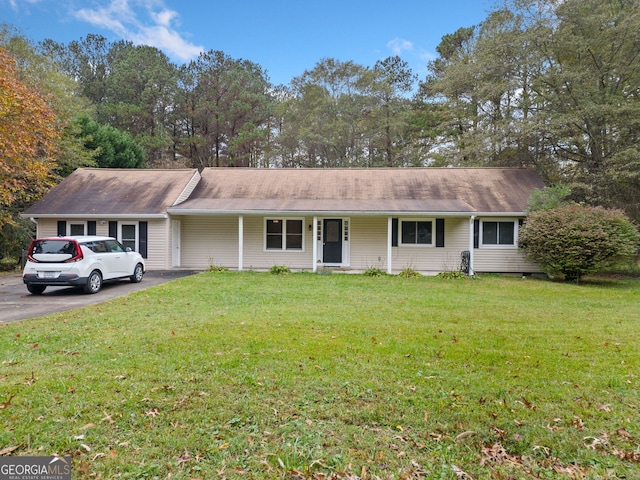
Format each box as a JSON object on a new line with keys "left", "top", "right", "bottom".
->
{"left": 1, "top": 272, "right": 639, "bottom": 479}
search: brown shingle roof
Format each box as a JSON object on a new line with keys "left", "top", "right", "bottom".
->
{"left": 24, "top": 168, "right": 200, "bottom": 217}
{"left": 171, "top": 167, "right": 544, "bottom": 214}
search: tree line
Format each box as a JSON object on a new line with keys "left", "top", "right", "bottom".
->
{"left": 1, "top": 0, "right": 640, "bottom": 260}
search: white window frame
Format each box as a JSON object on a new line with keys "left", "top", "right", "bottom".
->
{"left": 119, "top": 223, "right": 139, "bottom": 252}
{"left": 480, "top": 219, "right": 518, "bottom": 249}
{"left": 264, "top": 218, "right": 305, "bottom": 252}
{"left": 399, "top": 218, "right": 435, "bottom": 247}
{"left": 68, "top": 222, "right": 86, "bottom": 236}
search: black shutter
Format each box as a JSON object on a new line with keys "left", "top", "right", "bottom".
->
{"left": 435, "top": 218, "right": 445, "bottom": 247}
{"left": 57, "top": 221, "right": 66, "bottom": 236}
{"left": 473, "top": 219, "right": 480, "bottom": 249}
{"left": 108, "top": 221, "right": 117, "bottom": 238}
{"left": 87, "top": 221, "right": 96, "bottom": 235}
{"left": 139, "top": 221, "right": 148, "bottom": 258}
{"left": 391, "top": 218, "right": 398, "bottom": 247}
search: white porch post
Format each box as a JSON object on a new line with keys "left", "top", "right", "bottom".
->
{"left": 312, "top": 216, "right": 318, "bottom": 272}
{"left": 387, "top": 216, "right": 393, "bottom": 274}
{"left": 238, "top": 215, "right": 244, "bottom": 271}
{"left": 468, "top": 215, "right": 475, "bottom": 276}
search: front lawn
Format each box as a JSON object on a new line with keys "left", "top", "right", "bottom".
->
{"left": 1, "top": 272, "right": 639, "bottom": 478}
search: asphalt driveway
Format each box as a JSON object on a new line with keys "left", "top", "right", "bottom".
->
{"left": 0, "top": 270, "right": 199, "bottom": 324}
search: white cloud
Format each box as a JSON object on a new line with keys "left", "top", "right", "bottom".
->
{"left": 74, "top": 0, "right": 203, "bottom": 62}
{"left": 8, "top": 0, "right": 41, "bottom": 10}
{"left": 387, "top": 37, "right": 413, "bottom": 55}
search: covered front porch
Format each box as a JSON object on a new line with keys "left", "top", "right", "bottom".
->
{"left": 169, "top": 213, "right": 479, "bottom": 275}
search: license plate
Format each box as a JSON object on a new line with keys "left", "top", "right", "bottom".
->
{"left": 39, "top": 271, "right": 59, "bottom": 279}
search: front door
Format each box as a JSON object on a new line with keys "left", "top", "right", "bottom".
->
{"left": 323, "top": 219, "right": 342, "bottom": 264}
{"left": 172, "top": 220, "right": 181, "bottom": 267}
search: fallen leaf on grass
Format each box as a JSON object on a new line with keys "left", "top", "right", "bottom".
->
{"left": 455, "top": 431, "right": 477, "bottom": 443}
{"left": 584, "top": 435, "right": 608, "bottom": 450}
{"left": 0, "top": 446, "right": 19, "bottom": 456}
{"left": 571, "top": 416, "right": 585, "bottom": 430}
{"left": 612, "top": 449, "right": 640, "bottom": 462}
{"left": 0, "top": 394, "right": 16, "bottom": 411}
{"left": 615, "top": 427, "right": 633, "bottom": 441}
{"left": 176, "top": 448, "right": 191, "bottom": 465}
{"left": 518, "top": 396, "right": 536, "bottom": 410}
{"left": 100, "top": 412, "right": 115, "bottom": 424}
{"left": 144, "top": 408, "right": 159, "bottom": 417}
{"left": 452, "top": 464, "right": 473, "bottom": 479}
{"left": 24, "top": 372, "right": 37, "bottom": 386}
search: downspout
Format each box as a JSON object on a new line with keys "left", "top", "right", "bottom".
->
{"left": 312, "top": 216, "right": 318, "bottom": 272}
{"left": 238, "top": 215, "right": 244, "bottom": 272}
{"left": 468, "top": 215, "right": 475, "bottom": 276}
{"left": 387, "top": 216, "right": 393, "bottom": 274}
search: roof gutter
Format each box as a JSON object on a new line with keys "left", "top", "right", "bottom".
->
{"left": 166, "top": 209, "right": 482, "bottom": 217}
{"left": 19, "top": 213, "right": 168, "bottom": 219}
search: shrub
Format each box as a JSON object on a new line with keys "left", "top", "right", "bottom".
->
{"left": 519, "top": 204, "right": 639, "bottom": 281}
{"left": 363, "top": 267, "right": 386, "bottom": 277}
{"left": 0, "top": 256, "right": 18, "bottom": 272}
{"left": 398, "top": 267, "right": 422, "bottom": 278}
{"left": 270, "top": 265, "right": 291, "bottom": 275}
{"left": 208, "top": 265, "right": 229, "bottom": 272}
{"left": 437, "top": 270, "right": 467, "bottom": 279}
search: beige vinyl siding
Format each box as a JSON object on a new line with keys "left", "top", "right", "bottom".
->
{"left": 35, "top": 218, "right": 114, "bottom": 238}
{"left": 242, "top": 216, "right": 314, "bottom": 270}
{"left": 35, "top": 218, "right": 59, "bottom": 238}
{"left": 145, "top": 219, "right": 170, "bottom": 270}
{"left": 348, "top": 217, "right": 388, "bottom": 270}
{"left": 180, "top": 216, "right": 239, "bottom": 269}
{"left": 348, "top": 217, "right": 471, "bottom": 273}
{"left": 394, "top": 217, "right": 469, "bottom": 272}
{"left": 473, "top": 249, "right": 540, "bottom": 273}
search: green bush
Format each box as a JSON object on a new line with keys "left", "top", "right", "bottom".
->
{"left": 0, "top": 256, "right": 18, "bottom": 272}
{"left": 398, "top": 267, "right": 422, "bottom": 278}
{"left": 519, "top": 204, "right": 639, "bottom": 281}
{"left": 363, "top": 267, "right": 386, "bottom": 277}
{"left": 208, "top": 265, "right": 229, "bottom": 272}
{"left": 436, "top": 270, "right": 467, "bottom": 279}
{"left": 270, "top": 265, "right": 291, "bottom": 275}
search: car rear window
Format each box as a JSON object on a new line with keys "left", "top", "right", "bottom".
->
{"left": 31, "top": 240, "right": 77, "bottom": 255}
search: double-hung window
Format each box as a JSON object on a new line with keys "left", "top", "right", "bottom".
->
{"left": 265, "top": 219, "right": 303, "bottom": 251}
{"left": 400, "top": 220, "right": 433, "bottom": 246}
{"left": 481, "top": 220, "right": 516, "bottom": 247}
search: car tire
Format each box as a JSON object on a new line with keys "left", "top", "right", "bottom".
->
{"left": 130, "top": 263, "right": 144, "bottom": 283}
{"left": 84, "top": 270, "right": 102, "bottom": 294}
{"left": 27, "top": 284, "right": 47, "bottom": 295}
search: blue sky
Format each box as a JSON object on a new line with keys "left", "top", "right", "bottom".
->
{"left": 2, "top": 0, "right": 494, "bottom": 86}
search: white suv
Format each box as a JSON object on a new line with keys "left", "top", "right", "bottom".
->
{"left": 23, "top": 236, "right": 145, "bottom": 294}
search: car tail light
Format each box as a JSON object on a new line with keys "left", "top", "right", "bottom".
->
{"left": 26, "top": 241, "right": 39, "bottom": 263}
{"left": 64, "top": 242, "right": 84, "bottom": 263}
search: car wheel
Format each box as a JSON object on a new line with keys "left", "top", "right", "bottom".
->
{"left": 130, "top": 263, "right": 144, "bottom": 283}
{"left": 84, "top": 270, "right": 102, "bottom": 294}
{"left": 27, "top": 284, "right": 47, "bottom": 295}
